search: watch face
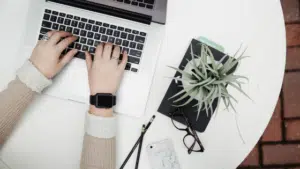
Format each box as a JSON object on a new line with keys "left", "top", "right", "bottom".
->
{"left": 96, "top": 94, "right": 113, "bottom": 108}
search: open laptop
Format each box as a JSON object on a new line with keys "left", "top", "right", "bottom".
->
{"left": 21, "top": 0, "right": 167, "bottom": 117}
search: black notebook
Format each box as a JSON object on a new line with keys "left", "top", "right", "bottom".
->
{"left": 158, "top": 39, "right": 236, "bottom": 132}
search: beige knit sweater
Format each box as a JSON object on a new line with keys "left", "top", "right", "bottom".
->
{"left": 0, "top": 61, "right": 116, "bottom": 169}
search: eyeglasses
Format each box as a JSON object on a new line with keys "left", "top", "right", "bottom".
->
{"left": 169, "top": 108, "right": 205, "bottom": 154}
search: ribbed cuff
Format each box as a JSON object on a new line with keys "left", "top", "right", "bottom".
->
{"left": 16, "top": 60, "right": 52, "bottom": 93}
{"left": 85, "top": 113, "right": 117, "bottom": 139}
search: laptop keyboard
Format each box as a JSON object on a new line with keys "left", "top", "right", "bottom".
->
{"left": 39, "top": 9, "right": 147, "bottom": 72}
{"left": 113, "top": 0, "right": 155, "bottom": 9}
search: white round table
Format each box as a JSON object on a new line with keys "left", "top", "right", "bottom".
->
{"left": 0, "top": 0, "right": 286, "bottom": 169}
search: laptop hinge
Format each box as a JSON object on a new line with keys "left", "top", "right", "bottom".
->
{"left": 47, "top": 0, "right": 152, "bottom": 24}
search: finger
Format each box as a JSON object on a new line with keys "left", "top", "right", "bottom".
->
{"left": 59, "top": 49, "right": 78, "bottom": 68}
{"left": 56, "top": 36, "right": 77, "bottom": 52}
{"left": 118, "top": 51, "right": 128, "bottom": 70}
{"left": 102, "top": 43, "right": 113, "bottom": 61}
{"left": 111, "top": 45, "right": 121, "bottom": 64}
{"left": 48, "top": 31, "right": 72, "bottom": 45}
{"left": 94, "top": 43, "right": 104, "bottom": 61}
{"left": 85, "top": 51, "right": 93, "bottom": 71}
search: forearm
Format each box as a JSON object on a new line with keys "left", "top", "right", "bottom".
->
{"left": 0, "top": 78, "right": 35, "bottom": 144}
{"left": 0, "top": 60, "right": 52, "bottom": 146}
{"left": 80, "top": 109, "right": 116, "bottom": 169}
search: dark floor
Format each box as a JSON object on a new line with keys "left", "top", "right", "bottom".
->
{"left": 238, "top": 0, "right": 300, "bottom": 169}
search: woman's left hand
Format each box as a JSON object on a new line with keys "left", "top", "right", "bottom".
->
{"left": 30, "top": 31, "right": 78, "bottom": 79}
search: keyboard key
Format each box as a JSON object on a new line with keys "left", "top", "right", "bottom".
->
{"left": 92, "top": 25, "right": 99, "bottom": 32}
{"left": 118, "top": 26, "right": 124, "bottom": 31}
{"left": 89, "top": 47, "right": 96, "bottom": 54}
{"left": 139, "top": 3, "right": 146, "bottom": 7}
{"left": 52, "top": 23, "right": 59, "bottom": 30}
{"left": 146, "top": 4, "right": 153, "bottom": 9}
{"left": 42, "top": 21, "right": 52, "bottom": 28}
{"left": 82, "top": 45, "right": 89, "bottom": 51}
{"left": 144, "top": 0, "right": 154, "bottom": 4}
{"left": 116, "top": 38, "right": 122, "bottom": 45}
{"left": 122, "top": 40, "right": 129, "bottom": 47}
{"left": 75, "top": 43, "right": 82, "bottom": 50}
{"left": 88, "top": 19, "right": 95, "bottom": 24}
{"left": 67, "top": 14, "right": 73, "bottom": 19}
{"left": 39, "top": 34, "right": 43, "bottom": 40}
{"left": 131, "top": 68, "right": 138, "bottom": 72}
{"left": 110, "top": 25, "right": 117, "bottom": 29}
{"left": 135, "top": 36, "right": 145, "bottom": 43}
{"left": 64, "top": 19, "right": 71, "bottom": 25}
{"left": 74, "top": 51, "right": 85, "bottom": 59}
{"left": 85, "top": 24, "right": 92, "bottom": 31}
{"left": 73, "top": 28, "right": 80, "bottom": 35}
{"left": 128, "top": 34, "right": 134, "bottom": 41}
{"left": 43, "top": 14, "right": 50, "bottom": 20}
{"left": 57, "top": 17, "right": 64, "bottom": 24}
{"left": 79, "top": 22, "right": 85, "bottom": 29}
{"left": 132, "top": 30, "right": 139, "bottom": 34}
{"left": 137, "top": 43, "right": 143, "bottom": 50}
{"left": 125, "top": 63, "right": 131, "bottom": 70}
{"left": 59, "top": 25, "right": 66, "bottom": 31}
{"left": 113, "top": 31, "right": 120, "bottom": 37}
{"left": 50, "top": 16, "right": 57, "bottom": 22}
{"left": 71, "top": 20, "right": 78, "bottom": 27}
{"left": 59, "top": 13, "right": 66, "bottom": 17}
{"left": 81, "top": 18, "right": 88, "bottom": 22}
{"left": 99, "top": 27, "right": 106, "bottom": 33}
{"left": 94, "top": 33, "right": 101, "bottom": 40}
{"left": 40, "top": 27, "right": 51, "bottom": 34}
{"left": 128, "top": 56, "right": 140, "bottom": 64}
{"left": 137, "top": 0, "right": 143, "bottom": 2}
{"left": 132, "top": 1, "right": 138, "bottom": 6}
{"left": 80, "top": 37, "right": 87, "bottom": 44}
{"left": 75, "top": 37, "right": 80, "bottom": 42}
{"left": 125, "top": 28, "right": 131, "bottom": 33}
{"left": 94, "top": 41, "right": 101, "bottom": 47}
{"left": 80, "top": 30, "right": 87, "bottom": 36}
{"left": 129, "top": 49, "right": 142, "bottom": 57}
{"left": 45, "top": 9, "right": 51, "bottom": 14}
{"left": 69, "top": 42, "right": 75, "bottom": 48}
{"left": 107, "top": 29, "right": 113, "bottom": 35}
{"left": 124, "top": 0, "right": 130, "bottom": 4}
{"left": 130, "top": 42, "right": 136, "bottom": 48}
{"left": 66, "top": 27, "right": 73, "bottom": 33}
{"left": 74, "top": 16, "right": 80, "bottom": 20}
{"left": 101, "top": 35, "right": 108, "bottom": 42}
{"left": 87, "top": 39, "right": 94, "bottom": 46}
{"left": 121, "top": 32, "right": 127, "bottom": 39}
{"left": 87, "top": 32, "right": 94, "bottom": 38}
{"left": 96, "top": 21, "right": 102, "bottom": 26}
{"left": 140, "top": 32, "right": 147, "bottom": 36}
{"left": 52, "top": 11, "right": 59, "bottom": 15}
{"left": 103, "top": 23, "right": 109, "bottom": 27}
{"left": 108, "top": 37, "right": 115, "bottom": 43}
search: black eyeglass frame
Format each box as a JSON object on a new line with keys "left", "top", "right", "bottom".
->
{"left": 169, "top": 108, "right": 205, "bottom": 154}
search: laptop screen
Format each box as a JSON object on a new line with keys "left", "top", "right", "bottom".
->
{"left": 53, "top": 0, "right": 167, "bottom": 24}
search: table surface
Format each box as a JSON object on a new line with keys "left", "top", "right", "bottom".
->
{"left": 0, "top": 0, "right": 286, "bottom": 169}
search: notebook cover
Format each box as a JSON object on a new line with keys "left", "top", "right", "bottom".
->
{"left": 158, "top": 39, "right": 236, "bottom": 132}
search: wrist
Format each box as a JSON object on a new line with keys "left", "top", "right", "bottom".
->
{"left": 89, "top": 105, "right": 113, "bottom": 117}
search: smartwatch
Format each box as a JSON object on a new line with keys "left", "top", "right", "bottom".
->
{"left": 90, "top": 93, "right": 116, "bottom": 108}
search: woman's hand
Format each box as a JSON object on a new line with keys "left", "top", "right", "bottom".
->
{"left": 30, "top": 31, "right": 78, "bottom": 79}
{"left": 85, "top": 43, "right": 128, "bottom": 117}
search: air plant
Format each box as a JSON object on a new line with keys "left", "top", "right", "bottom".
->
{"left": 168, "top": 43, "right": 250, "bottom": 120}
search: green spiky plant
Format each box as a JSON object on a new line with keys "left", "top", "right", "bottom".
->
{"left": 168, "top": 43, "right": 250, "bottom": 120}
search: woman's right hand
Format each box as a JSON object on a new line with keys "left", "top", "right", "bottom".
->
{"left": 85, "top": 43, "right": 128, "bottom": 117}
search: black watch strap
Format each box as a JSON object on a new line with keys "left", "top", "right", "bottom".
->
{"left": 90, "top": 93, "right": 116, "bottom": 108}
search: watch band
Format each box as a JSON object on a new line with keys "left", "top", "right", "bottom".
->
{"left": 90, "top": 93, "right": 116, "bottom": 108}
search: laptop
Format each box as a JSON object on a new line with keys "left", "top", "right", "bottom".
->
{"left": 21, "top": 0, "right": 167, "bottom": 117}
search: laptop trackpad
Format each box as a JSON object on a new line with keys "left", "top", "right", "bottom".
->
{"left": 44, "top": 58, "right": 89, "bottom": 103}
